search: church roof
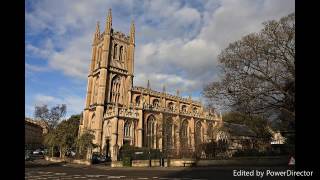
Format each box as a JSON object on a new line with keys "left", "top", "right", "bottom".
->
{"left": 132, "top": 86, "right": 202, "bottom": 106}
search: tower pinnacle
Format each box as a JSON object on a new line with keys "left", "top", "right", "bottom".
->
{"left": 147, "top": 79, "right": 150, "bottom": 89}
{"left": 105, "top": 8, "right": 112, "bottom": 34}
{"left": 130, "top": 20, "right": 135, "bottom": 44}
{"left": 93, "top": 21, "right": 100, "bottom": 44}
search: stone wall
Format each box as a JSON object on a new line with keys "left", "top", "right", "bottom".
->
{"left": 169, "top": 159, "right": 196, "bottom": 167}
{"left": 111, "top": 161, "right": 123, "bottom": 167}
{"left": 196, "top": 156, "right": 288, "bottom": 166}
{"left": 45, "top": 156, "right": 91, "bottom": 165}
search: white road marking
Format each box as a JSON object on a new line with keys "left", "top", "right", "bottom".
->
{"left": 108, "top": 176, "right": 121, "bottom": 179}
{"left": 54, "top": 173, "right": 67, "bottom": 175}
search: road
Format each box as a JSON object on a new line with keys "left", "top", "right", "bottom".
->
{"left": 25, "top": 159, "right": 295, "bottom": 180}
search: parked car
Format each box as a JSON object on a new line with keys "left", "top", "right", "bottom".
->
{"left": 91, "top": 153, "right": 107, "bottom": 164}
{"left": 33, "top": 149, "right": 44, "bottom": 155}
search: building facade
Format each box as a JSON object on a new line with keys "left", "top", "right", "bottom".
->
{"left": 25, "top": 118, "right": 48, "bottom": 148}
{"left": 79, "top": 9, "right": 222, "bottom": 161}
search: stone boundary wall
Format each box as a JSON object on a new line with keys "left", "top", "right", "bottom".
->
{"left": 131, "top": 159, "right": 160, "bottom": 167}
{"left": 111, "top": 161, "right": 123, "bottom": 167}
{"left": 168, "top": 156, "right": 288, "bottom": 167}
{"left": 45, "top": 156, "right": 91, "bottom": 165}
{"left": 132, "top": 160, "right": 149, "bottom": 167}
{"left": 45, "top": 156, "right": 288, "bottom": 167}
{"left": 169, "top": 159, "right": 195, "bottom": 167}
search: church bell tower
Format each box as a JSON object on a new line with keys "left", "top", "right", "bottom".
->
{"left": 79, "top": 9, "right": 135, "bottom": 150}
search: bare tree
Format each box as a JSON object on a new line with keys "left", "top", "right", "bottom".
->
{"left": 34, "top": 104, "right": 67, "bottom": 130}
{"left": 203, "top": 13, "right": 295, "bottom": 128}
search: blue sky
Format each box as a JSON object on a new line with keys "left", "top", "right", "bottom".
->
{"left": 25, "top": 0, "right": 294, "bottom": 118}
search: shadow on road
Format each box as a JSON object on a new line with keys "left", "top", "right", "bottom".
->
{"left": 162, "top": 165, "right": 295, "bottom": 180}
{"left": 25, "top": 160, "right": 66, "bottom": 168}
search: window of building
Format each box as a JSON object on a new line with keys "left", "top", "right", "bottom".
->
{"left": 163, "top": 118, "right": 173, "bottom": 149}
{"left": 181, "top": 120, "right": 188, "bottom": 137}
{"left": 168, "top": 102, "right": 174, "bottom": 110}
{"left": 113, "top": 44, "right": 118, "bottom": 59}
{"left": 135, "top": 96, "right": 141, "bottom": 106}
{"left": 195, "top": 121, "right": 202, "bottom": 147}
{"left": 119, "top": 46, "right": 123, "bottom": 61}
{"left": 180, "top": 120, "right": 188, "bottom": 148}
{"left": 152, "top": 99, "right": 159, "bottom": 107}
{"left": 181, "top": 105, "right": 187, "bottom": 112}
{"left": 146, "top": 115, "right": 156, "bottom": 149}
{"left": 124, "top": 121, "right": 131, "bottom": 137}
{"left": 193, "top": 107, "right": 198, "bottom": 113}
{"left": 110, "top": 75, "right": 121, "bottom": 103}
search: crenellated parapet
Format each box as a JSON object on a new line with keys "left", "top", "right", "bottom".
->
{"left": 104, "top": 104, "right": 139, "bottom": 120}
{"left": 132, "top": 86, "right": 202, "bottom": 106}
{"left": 112, "top": 31, "right": 130, "bottom": 42}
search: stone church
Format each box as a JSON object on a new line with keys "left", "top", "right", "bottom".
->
{"left": 79, "top": 9, "right": 222, "bottom": 161}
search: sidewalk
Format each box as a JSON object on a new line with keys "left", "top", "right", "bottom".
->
{"left": 25, "top": 159, "right": 66, "bottom": 168}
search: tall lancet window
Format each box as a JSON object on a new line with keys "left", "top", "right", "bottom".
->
{"left": 96, "top": 47, "right": 102, "bottom": 69}
{"left": 180, "top": 120, "right": 188, "bottom": 148}
{"left": 113, "top": 44, "right": 118, "bottom": 59}
{"left": 93, "top": 76, "right": 99, "bottom": 103}
{"left": 195, "top": 121, "right": 202, "bottom": 147}
{"left": 119, "top": 46, "right": 123, "bottom": 61}
{"left": 124, "top": 121, "right": 134, "bottom": 145}
{"left": 146, "top": 115, "right": 156, "bottom": 149}
{"left": 110, "top": 75, "right": 121, "bottom": 103}
{"left": 207, "top": 122, "right": 214, "bottom": 142}
{"left": 163, "top": 118, "right": 173, "bottom": 150}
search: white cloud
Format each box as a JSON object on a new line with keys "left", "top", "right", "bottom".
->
{"left": 34, "top": 94, "right": 57, "bottom": 106}
{"left": 48, "top": 34, "right": 91, "bottom": 79}
{"left": 26, "top": 0, "right": 295, "bottom": 101}
{"left": 26, "top": 63, "right": 50, "bottom": 72}
{"left": 26, "top": 39, "right": 54, "bottom": 59}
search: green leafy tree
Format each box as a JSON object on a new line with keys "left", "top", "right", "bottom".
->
{"left": 76, "top": 130, "right": 97, "bottom": 159}
{"left": 43, "top": 114, "right": 80, "bottom": 158}
{"left": 55, "top": 115, "right": 80, "bottom": 158}
{"left": 43, "top": 131, "right": 58, "bottom": 157}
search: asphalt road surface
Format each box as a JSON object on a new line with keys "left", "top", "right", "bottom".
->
{"left": 25, "top": 160, "right": 296, "bottom": 180}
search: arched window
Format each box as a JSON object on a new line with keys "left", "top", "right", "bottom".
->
{"left": 93, "top": 76, "right": 99, "bottom": 103}
{"left": 180, "top": 120, "right": 188, "bottom": 147}
{"left": 105, "top": 121, "right": 111, "bottom": 138}
{"left": 135, "top": 96, "right": 141, "bottom": 106}
{"left": 146, "top": 115, "right": 156, "bottom": 149}
{"left": 168, "top": 102, "right": 174, "bottom": 111}
{"left": 124, "top": 121, "right": 134, "bottom": 146}
{"left": 193, "top": 107, "right": 198, "bottom": 113}
{"left": 113, "top": 44, "right": 118, "bottom": 59}
{"left": 124, "top": 121, "right": 131, "bottom": 137}
{"left": 152, "top": 99, "right": 159, "bottom": 107}
{"left": 119, "top": 46, "right": 123, "bottom": 61}
{"left": 181, "top": 105, "right": 187, "bottom": 113}
{"left": 110, "top": 75, "right": 121, "bottom": 103}
{"left": 195, "top": 121, "right": 202, "bottom": 147}
{"left": 163, "top": 118, "right": 173, "bottom": 149}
